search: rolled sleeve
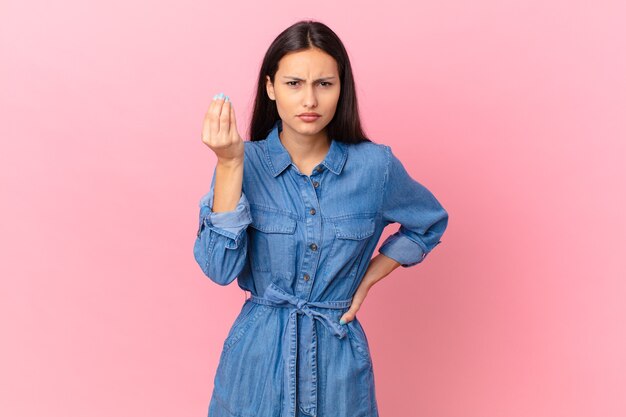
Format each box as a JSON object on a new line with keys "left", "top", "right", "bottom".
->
{"left": 377, "top": 145, "right": 448, "bottom": 267}
{"left": 378, "top": 231, "right": 429, "bottom": 267}
{"left": 198, "top": 188, "right": 252, "bottom": 249}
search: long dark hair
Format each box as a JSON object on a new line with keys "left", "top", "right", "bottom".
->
{"left": 247, "top": 20, "right": 371, "bottom": 145}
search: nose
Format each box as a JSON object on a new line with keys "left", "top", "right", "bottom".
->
{"left": 303, "top": 84, "right": 318, "bottom": 108}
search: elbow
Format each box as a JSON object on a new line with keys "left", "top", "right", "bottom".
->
{"left": 431, "top": 209, "right": 449, "bottom": 245}
{"left": 203, "top": 258, "right": 241, "bottom": 286}
{"left": 193, "top": 250, "right": 238, "bottom": 286}
{"left": 193, "top": 233, "right": 246, "bottom": 286}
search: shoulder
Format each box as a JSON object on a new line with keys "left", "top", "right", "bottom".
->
{"left": 344, "top": 140, "right": 390, "bottom": 171}
{"left": 244, "top": 139, "right": 265, "bottom": 152}
{"left": 243, "top": 139, "right": 267, "bottom": 160}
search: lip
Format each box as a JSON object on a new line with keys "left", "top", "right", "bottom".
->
{"left": 298, "top": 114, "right": 321, "bottom": 122}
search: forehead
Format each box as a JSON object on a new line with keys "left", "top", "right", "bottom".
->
{"left": 276, "top": 48, "right": 338, "bottom": 76}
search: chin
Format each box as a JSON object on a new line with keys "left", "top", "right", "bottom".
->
{"left": 298, "top": 119, "right": 328, "bottom": 130}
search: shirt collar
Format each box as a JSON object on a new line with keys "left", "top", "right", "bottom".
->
{"left": 264, "top": 119, "right": 348, "bottom": 177}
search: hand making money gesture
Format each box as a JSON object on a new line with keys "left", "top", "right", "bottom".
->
{"left": 201, "top": 92, "right": 244, "bottom": 164}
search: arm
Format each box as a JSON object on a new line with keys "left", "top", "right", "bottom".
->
{"left": 377, "top": 145, "right": 449, "bottom": 267}
{"left": 193, "top": 160, "right": 252, "bottom": 285}
{"left": 340, "top": 146, "right": 449, "bottom": 323}
{"left": 194, "top": 93, "right": 251, "bottom": 285}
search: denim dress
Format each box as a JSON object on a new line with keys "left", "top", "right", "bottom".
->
{"left": 194, "top": 119, "right": 449, "bottom": 417}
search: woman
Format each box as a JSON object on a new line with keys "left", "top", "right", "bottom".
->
{"left": 194, "top": 20, "right": 448, "bottom": 417}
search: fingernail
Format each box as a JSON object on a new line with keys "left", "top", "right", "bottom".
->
{"left": 225, "top": 96, "right": 230, "bottom": 102}
{"left": 218, "top": 92, "right": 224, "bottom": 99}
{"left": 213, "top": 94, "right": 218, "bottom": 100}
{"left": 339, "top": 318, "right": 346, "bottom": 325}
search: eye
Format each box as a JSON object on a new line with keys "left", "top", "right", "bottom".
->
{"left": 286, "top": 81, "right": 300, "bottom": 86}
{"left": 320, "top": 82, "right": 333, "bottom": 87}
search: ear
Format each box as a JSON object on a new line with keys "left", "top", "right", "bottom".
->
{"left": 266, "top": 75, "right": 275, "bottom": 101}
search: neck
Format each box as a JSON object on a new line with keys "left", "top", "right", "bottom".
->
{"left": 279, "top": 125, "right": 331, "bottom": 163}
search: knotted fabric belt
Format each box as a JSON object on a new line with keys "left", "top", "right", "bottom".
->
{"left": 249, "top": 282, "right": 352, "bottom": 417}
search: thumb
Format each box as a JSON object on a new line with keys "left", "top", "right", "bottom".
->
{"left": 340, "top": 285, "right": 369, "bottom": 324}
{"left": 339, "top": 302, "right": 362, "bottom": 325}
{"left": 339, "top": 309, "right": 356, "bottom": 325}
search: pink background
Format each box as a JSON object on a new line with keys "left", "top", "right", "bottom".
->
{"left": 2, "top": 1, "right": 625, "bottom": 416}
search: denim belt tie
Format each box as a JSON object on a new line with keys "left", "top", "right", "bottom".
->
{"left": 249, "top": 281, "right": 352, "bottom": 417}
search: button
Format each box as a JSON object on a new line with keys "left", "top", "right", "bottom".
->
{"left": 303, "top": 273, "right": 310, "bottom": 281}
{"left": 309, "top": 243, "right": 318, "bottom": 251}
{"left": 313, "top": 181, "right": 319, "bottom": 188}
{"left": 309, "top": 208, "right": 316, "bottom": 215}
{"left": 315, "top": 166, "right": 323, "bottom": 172}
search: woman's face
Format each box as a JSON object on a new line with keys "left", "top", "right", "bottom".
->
{"left": 266, "top": 48, "right": 341, "bottom": 138}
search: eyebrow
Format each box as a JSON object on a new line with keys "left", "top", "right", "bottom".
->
{"left": 282, "top": 76, "right": 337, "bottom": 82}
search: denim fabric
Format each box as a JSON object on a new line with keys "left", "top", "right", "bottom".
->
{"left": 194, "top": 119, "right": 448, "bottom": 417}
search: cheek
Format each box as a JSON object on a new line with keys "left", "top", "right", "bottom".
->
{"left": 274, "top": 98, "right": 300, "bottom": 121}
{"left": 275, "top": 99, "right": 292, "bottom": 117}
{"left": 275, "top": 90, "right": 297, "bottom": 106}
{"left": 323, "top": 95, "right": 340, "bottom": 113}
{"left": 327, "top": 88, "right": 341, "bottom": 105}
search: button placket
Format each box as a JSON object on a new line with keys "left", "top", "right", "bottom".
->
{"left": 292, "top": 168, "right": 323, "bottom": 298}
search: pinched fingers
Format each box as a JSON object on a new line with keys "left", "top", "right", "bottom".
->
{"left": 218, "top": 96, "right": 231, "bottom": 137}
{"left": 229, "top": 100, "right": 237, "bottom": 134}
{"left": 202, "top": 93, "right": 232, "bottom": 145}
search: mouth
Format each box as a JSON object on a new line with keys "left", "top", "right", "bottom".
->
{"left": 298, "top": 114, "right": 321, "bottom": 122}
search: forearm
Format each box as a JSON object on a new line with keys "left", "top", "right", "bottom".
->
{"left": 361, "top": 253, "right": 401, "bottom": 288}
{"left": 212, "top": 158, "right": 244, "bottom": 213}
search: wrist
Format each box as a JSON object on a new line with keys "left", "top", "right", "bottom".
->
{"left": 217, "top": 157, "right": 244, "bottom": 169}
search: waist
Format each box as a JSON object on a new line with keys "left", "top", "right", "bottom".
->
{"left": 249, "top": 294, "right": 352, "bottom": 310}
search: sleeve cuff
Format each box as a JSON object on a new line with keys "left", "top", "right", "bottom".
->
{"left": 378, "top": 232, "right": 429, "bottom": 267}
{"left": 198, "top": 189, "right": 252, "bottom": 243}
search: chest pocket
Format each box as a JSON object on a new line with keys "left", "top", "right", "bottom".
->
{"left": 248, "top": 207, "right": 297, "bottom": 273}
{"left": 331, "top": 217, "right": 376, "bottom": 261}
